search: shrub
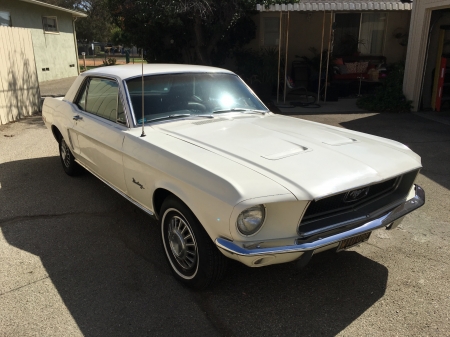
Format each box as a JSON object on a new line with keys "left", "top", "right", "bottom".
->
{"left": 357, "top": 62, "right": 412, "bottom": 112}
{"left": 234, "top": 47, "right": 279, "bottom": 85}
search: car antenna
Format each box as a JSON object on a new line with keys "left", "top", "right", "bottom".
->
{"left": 140, "top": 48, "right": 146, "bottom": 137}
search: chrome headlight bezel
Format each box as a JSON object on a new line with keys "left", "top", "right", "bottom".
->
{"left": 236, "top": 204, "right": 266, "bottom": 236}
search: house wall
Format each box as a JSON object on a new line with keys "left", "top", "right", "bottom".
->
{"left": 384, "top": 11, "right": 411, "bottom": 64}
{"left": 253, "top": 11, "right": 411, "bottom": 76}
{"left": 0, "top": 0, "right": 79, "bottom": 82}
{"left": 404, "top": 0, "right": 450, "bottom": 111}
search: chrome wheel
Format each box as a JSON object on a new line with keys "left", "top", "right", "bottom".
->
{"left": 167, "top": 215, "right": 197, "bottom": 270}
{"left": 60, "top": 139, "right": 71, "bottom": 168}
{"left": 160, "top": 197, "right": 228, "bottom": 288}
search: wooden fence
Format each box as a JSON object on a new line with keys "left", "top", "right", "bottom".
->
{"left": 0, "top": 26, "right": 40, "bottom": 125}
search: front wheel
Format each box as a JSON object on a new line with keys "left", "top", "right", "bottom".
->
{"left": 160, "top": 197, "right": 228, "bottom": 289}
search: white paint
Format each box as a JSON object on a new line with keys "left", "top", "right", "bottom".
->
{"left": 42, "top": 65, "right": 423, "bottom": 266}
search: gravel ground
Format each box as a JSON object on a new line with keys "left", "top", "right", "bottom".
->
{"left": 39, "top": 77, "right": 77, "bottom": 97}
{"left": 0, "top": 112, "right": 449, "bottom": 337}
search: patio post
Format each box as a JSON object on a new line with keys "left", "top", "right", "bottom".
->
{"left": 283, "top": 11, "right": 290, "bottom": 103}
{"left": 324, "top": 11, "right": 334, "bottom": 102}
{"left": 277, "top": 11, "right": 282, "bottom": 103}
{"left": 318, "top": 11, "right": 326, "bottom": 102}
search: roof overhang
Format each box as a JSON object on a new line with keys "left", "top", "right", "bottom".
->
{"left": 257, "top": 1, "right": 413, "bottom": 12}
{"left": 19, "top": 0, "right": 87, "bottom": 17}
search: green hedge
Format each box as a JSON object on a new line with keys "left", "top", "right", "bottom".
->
{"left": 357, "top": 63, "right": 412, "bottom": 112}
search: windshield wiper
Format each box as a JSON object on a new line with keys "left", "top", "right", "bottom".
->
{"left": 146, "top": 114, "right": 191, "bottom": 123}
{"left": 193, "top": 114, "right": 214, "bottom": 118}
{"left": 212, "top": 108, "right": 268, "bottom": 115}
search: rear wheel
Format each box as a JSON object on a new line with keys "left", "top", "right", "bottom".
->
{"left": 59, "top": 137, "right": 81, "bottom": 176}
{"left": 160, "top": 196, "right": 228, "bottom": 289}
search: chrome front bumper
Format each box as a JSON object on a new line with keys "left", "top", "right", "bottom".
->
{"left": 216, "top": 184, "right": 425, "bottom": 267}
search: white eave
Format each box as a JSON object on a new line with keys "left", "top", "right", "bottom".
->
{"left": 257, "top": 1, "right": 413, "bottom": 12}
{"left": 19, "top": 0, "right": 87, "bottom": 17}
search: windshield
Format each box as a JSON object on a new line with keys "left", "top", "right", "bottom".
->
{"left": 125, "top": 73, "right": 268, "bottom": 124}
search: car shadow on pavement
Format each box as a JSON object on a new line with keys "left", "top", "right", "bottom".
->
{"left": 1, "top": 156, "right": 388, "bottom": 336}
{"left": 340, "top": 112, "right": 450, "bottom": 191}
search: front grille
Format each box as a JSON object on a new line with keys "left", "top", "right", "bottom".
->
{"left": 302, "top": 177, "right": 399, "bottom": 223}
{"left": 298, "top": 169, "right": 419, "bottom": 239}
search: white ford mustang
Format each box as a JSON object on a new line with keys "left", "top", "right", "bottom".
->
{"left": 42, "top": 64, "right": 425, "bottom": 289}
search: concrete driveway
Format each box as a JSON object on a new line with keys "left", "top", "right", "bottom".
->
{"left": 0, "top": 112, "right": 449, "bottom": 336}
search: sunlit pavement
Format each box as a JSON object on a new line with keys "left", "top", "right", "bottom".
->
{"left": 0, "top": 113, "right": 449, "bottom": 336}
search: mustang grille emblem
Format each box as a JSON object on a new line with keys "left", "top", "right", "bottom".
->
{"left": 132, "top": 178, "right": 145, "bottom": 190}
{"left": 343, "top": 187, "right": 369, "bottom": 203}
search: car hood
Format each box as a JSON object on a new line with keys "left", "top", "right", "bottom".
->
{"left": 152, "top": 114, "right": 421, "bottom": 200}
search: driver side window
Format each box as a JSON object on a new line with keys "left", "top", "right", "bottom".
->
{"left": 75, "top": 77, "right": 125, "bottom": 125}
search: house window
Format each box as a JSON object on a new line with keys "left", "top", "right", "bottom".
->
{"left": 42, "top": 16, "right": 58, "bottom": 33}
{"left": 0, "top": 11, "right": 11, "bottom": 26}
{"left": 263, "top": 17, "right": 280, "bottom": 46}
{"left": 334, "top": 13, "right": 386, "bottom": 56}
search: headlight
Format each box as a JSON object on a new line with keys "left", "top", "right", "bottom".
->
{"left": 236, "top": 204, "right": 266, "bottom": 235}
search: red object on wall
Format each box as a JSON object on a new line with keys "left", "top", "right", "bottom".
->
{"left": 435, "top": 57, "right": 447, "bottom": 112}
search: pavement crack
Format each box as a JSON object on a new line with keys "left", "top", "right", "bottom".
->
{"left": 0, "top": 211, "right": 113, "bottom": 227}
{"left": 0, "top": 276, "right": 50, "bottom": 297}
{"left": 191, "top": 291, "right": 236, "bottom": 337}
{"left": 366, "top": 242, "right": 383, "bottom": 250}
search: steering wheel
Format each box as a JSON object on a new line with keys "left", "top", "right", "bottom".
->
{"left": 191, "top": 95, "right": 203, "bottom": 103}
{"left": 187, "top": 102, "right": 206, "bottom": 112}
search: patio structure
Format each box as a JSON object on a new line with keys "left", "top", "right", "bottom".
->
{"left": 249, "top": 1, "right": 412, "bottom": 103}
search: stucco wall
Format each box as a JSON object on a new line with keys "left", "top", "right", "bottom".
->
{"left": 384, "top": 11, "right": 411, "bottom": 64}
{"left": 0, "top": 0, "right": 79, "bottom": 82}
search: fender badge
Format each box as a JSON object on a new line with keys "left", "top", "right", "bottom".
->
{"left": 132, "top": 178, "right": 145, "bottom": 190}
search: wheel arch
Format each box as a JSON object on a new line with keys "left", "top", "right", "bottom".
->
{"left": 51, "top": 125, "right": 62, "bottom": 142}
{"left": 153, "top": 188, "right": 180, "bottom": 219}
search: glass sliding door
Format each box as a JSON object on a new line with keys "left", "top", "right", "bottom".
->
{"left": 333, "top": 12, "right": 387, "bottom": 56}
{"left": 359, "top": 13, "right": 387, "bottom": 55}
{"left": 333, "top": 13, "right": 361, "bottom": 56}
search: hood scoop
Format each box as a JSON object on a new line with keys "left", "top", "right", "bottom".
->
{"left": 322, "top": 138, "right": 357, "bottom": 146}
{"left": 247, "top": 139, "right": 309, "bottom": 160}
{"left": 261, "top": 145, "right": 309, "bottom": 160}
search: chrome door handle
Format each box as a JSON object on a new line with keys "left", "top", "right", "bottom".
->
{"left": 73, "top": 115, "right": 83, "bottom": 121}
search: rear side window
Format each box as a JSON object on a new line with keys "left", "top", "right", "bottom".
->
{"left": 75, "top": 77, "right": 122, "bottom": 124}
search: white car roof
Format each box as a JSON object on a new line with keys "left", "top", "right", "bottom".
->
{"left": 83, "top": 64, "right": 235, "bottom": 80}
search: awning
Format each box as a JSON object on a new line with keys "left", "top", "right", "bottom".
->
{"left": 257, "top": 1, "right": 413, "bottom": 12}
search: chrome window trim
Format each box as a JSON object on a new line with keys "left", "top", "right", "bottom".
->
{"left": 122, "top": 72, "right": 269, "bottom": 128}
{"left": 73, "top": 75, "right": 130, "bottom": 129}
{"left": 121, "top": 78, "right": 137, "bottom": 127}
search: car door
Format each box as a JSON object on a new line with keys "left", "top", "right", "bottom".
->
{"left": 71, "top": 76, "right": 128, "bottom": 193}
